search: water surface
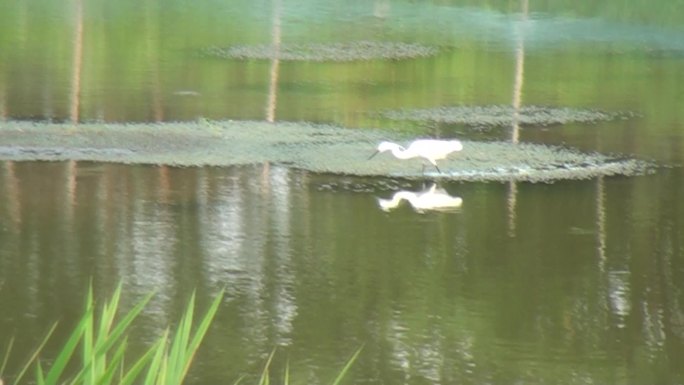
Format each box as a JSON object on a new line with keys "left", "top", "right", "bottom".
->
{"left": 1, "top": 0, "right": 684, "bottom": 384}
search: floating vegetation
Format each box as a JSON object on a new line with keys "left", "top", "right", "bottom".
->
{"left": 382, "top": 105, "right": 634, "bottom": 128}
{"left": 0, "top": 120, "right": 651, "bottom": 182}
{"left": 203, "top": 41, "right": 438, "bottom": 62}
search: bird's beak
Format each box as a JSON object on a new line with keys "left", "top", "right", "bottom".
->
{"left": 368, "top": 150, "right": 380, "bottom": 160}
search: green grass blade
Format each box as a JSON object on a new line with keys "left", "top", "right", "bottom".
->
{"left": 232, "top": 374, "right": 247, "bottom": 385}
{"left": 69, "top": 290, "right": 154, "bottom": 385}
{"left": 187, "top": 290, "right": 223, "bottom": 354}
{"left": 6, "top": 287, "right": 223, "bottom": 385}
{"left": 142, "top": 329, "right": 169, "bottom": 385}
{"left": 330, "top": 346, "right": 363, "bottom": 385}
{"left": 119, "top": 336, "right": 165, "bottom": 385}
{"left": 98, "top": 285, "right": 123, "bottom": 340}
{"left": 44, "top": 307, "right": 92, "bottom": 385}
{"left": 167, "top": 292, "right": 194, "bottom": 382}
{"left": 94, "top": 338, "right": 127, "bottom": 385}
{"left": 90, "top": 284, "right": 123, "bottom": 383}
{"left": 180, "top": 289, "right": 224, "bottom": 379}
{"left": 35, "top": 361, "right": 46, "bottom": 385}
{"left": 93, "top": 284, "right": 123, "bottom": 377}
{"left": 0, "top": 336, "right": 14, "bottom": 376}
{"left": 12, "top": 323, "right": 58, "bottom": 385}
{"left": 258, "top": 348, "right": 276, "bottom": 385}
{"left": 154, "top": 353, "right": 169, "bottom": 385}
{"left": 92, "top": 290, "right": 154, "bottom": 359}
{"left": 83, "top": 286, "right": 95, "bottom": 385}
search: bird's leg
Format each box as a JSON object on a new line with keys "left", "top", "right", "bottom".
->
{"left": 434, "top": 164, "right": 442, "bottom": 174}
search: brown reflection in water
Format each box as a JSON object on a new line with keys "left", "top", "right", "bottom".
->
{"left": 65, "top": 160, "right": 78, "bottom": 224}
{"left": 1, "top": 162, "right": 22, "bottom": 231}
{"left": 266, "top": 0, "right": 282, "bottom": 122}
{"left": 596, "top": 176, "right": 607, "bottom": 270}
{"left": 507, "top": 0, "right": 528, "bottom": 237}
{"left": 158, "top": 166, "right": 172, "bottom": 204}
{"left": 70, "top": 0, "right": 84, "bottom": 124}
{"left": 0, "top": 83, "right": 6, "bottom": 121}
{"left": 511, "top": 0, "right": 527, "bottom": 146}
{"left": 145, "top": 0, "right": 163, "bottom": 122}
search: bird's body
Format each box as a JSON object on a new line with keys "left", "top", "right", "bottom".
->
{"left": 368, "top": 139, "right": 463, "bottom": 173}
{"left": 377, "top": 184, "right": 463, "bottom": 212}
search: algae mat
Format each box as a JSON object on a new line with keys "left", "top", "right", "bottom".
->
{"left": 203, "top": 41, "right": 438, "bottom": 62}
{"left": 381, "top": 105, "right": 634, "bottom": 128}
{"left": 0, "top": 121, "right": 649, "bottom": 182}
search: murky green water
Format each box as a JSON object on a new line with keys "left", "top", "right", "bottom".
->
{"left": 1, "top": 0, "right": 684, "bottom": 384}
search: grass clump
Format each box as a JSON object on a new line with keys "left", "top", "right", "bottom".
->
{"left": 0, "top": 284, "right": 223, "bottom": 385}
{"left": 237, "top": 346, "right": 363, "bottom": 385}
{"left": 0, "top": 286, "right": 361, "bottom": 385}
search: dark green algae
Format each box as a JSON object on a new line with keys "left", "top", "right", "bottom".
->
{"left": 203, "top": 41, "right": 438, "bottom": 62}
{"left": 381, "top": 105, "right": 635, "bottom": 128}
{"left": 0, "top": 120, "right": 650, "bottom": 182}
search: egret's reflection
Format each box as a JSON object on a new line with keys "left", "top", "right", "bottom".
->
{"left": 377, "top": 184, "right": 463, "bottom": 213}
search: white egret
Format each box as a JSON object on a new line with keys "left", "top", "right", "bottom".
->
{"left": 377, "top": 184, "right": 463, "bottom": 212}
{"left": 368, "top": 139, "right": 463, "bottom": 173}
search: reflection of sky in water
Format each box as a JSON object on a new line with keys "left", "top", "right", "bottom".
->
{"left": 199, "top": 166, "right": 297, "bottom": 348}
{"left": 128, "top": 199, "right": 176, "bottom": 325}
{"left": 228, "top": 0, "right": 684, "bottom": 52}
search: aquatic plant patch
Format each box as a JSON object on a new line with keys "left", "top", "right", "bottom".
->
{"left": 203, "top": 41, "right": 438, "bottom": 61}
{"left": 381, "top": 105, "right": 635, "bottom": 128}
{"left": 0, "top": 120, "right": 650, "bottom": 182}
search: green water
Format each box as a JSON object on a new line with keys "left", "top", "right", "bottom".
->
{"left": 1, "top": 0, "right": 684, "bottom": 384}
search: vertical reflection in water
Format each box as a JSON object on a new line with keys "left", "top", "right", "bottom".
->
{"left": 0, "top": 79, "right": 6, "bottom": 121}
{"left": 608, "top": 270, "right": 631, "bottom": 329}
{"left": 596, "top": 176, "right": 632, "bottom": 329}
{"left": 382, "top": 210, "right": 470, "bottom": 384}
{"left": 506, "top": 181, "right": 518, "bottom": 237}
{"left": 61, "top": 161, "right": 79, "bottom": 286}
{"left": 144, "top": 0, "right": 163, "bottom": 122}
{"left": 158, "top": 166, "right": 171, "bottom": 204}
{"left": 202, "top": 167, "right": 269, "bottom": 350}
{"left": 127, "top": 168, "right": 175, "bottom": 326}
{"left": 200, "top": 165, "right": 300, "bottom": 356}
{"left": 0, "top": 8, "right": 6, "bottom": 122}
{"left": 265, "top": 0, "right": 282, "bottom": 122}
{"left": 507, "top": 0, "right": 528, "bottom": 237}
{"left": 268, "top": 166, "right": 297, "bottom": 345}
{"left": 42, "top": 82, "right": 54, "bottom": 122}
{"left": 0, "top": 161, "right": 21, "bottom": 295}
{"left": 596, "top": 176, "right": 607, "bottom": 271}
{"left": 70, "top": 0, "right": 84, "bottom": 124}
{"left": 1, "top": 162, "right": 21, "bottom": 232}
{"left": 92, "top": 165, "right": 109, "bottom": 269}
{"left": 389, "top": 317, "right": 454, "bottom": 384}
{"left": 66, "top": 161, "right": 77, "bottom": 216}
{"left": 510, "top": 0, "right": 527, "bottom": 146}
